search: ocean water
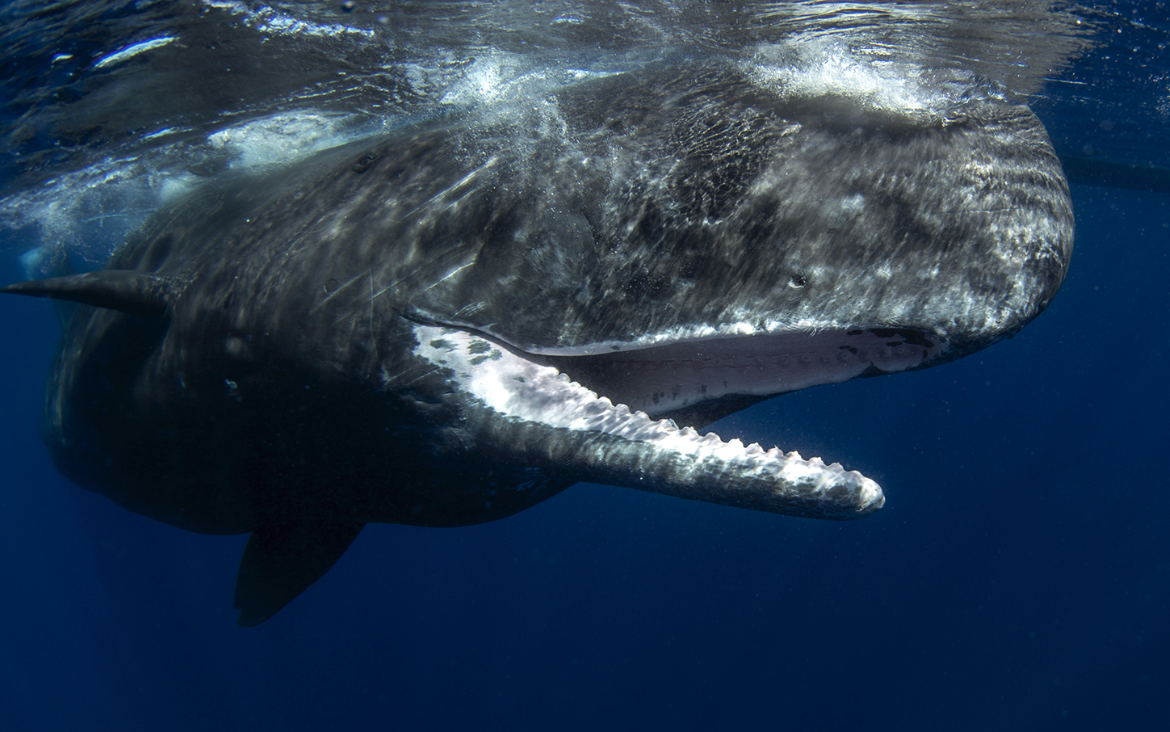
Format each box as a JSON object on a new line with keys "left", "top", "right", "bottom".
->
{"left": 1, "top": 2, "right": 1168, "bottom": 730}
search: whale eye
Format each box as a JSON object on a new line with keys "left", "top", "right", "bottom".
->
{"left": 788, "top": 274, "right": 807, "bottom": 289}
{"left": 352, "top": 153, "right": 378, "bottom": 174}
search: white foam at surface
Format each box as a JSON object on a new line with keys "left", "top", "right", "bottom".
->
{"left": 156, "top": 173, "right": 201, "bottom": 205}
{"left": 19, "top": 247, "right": 49, "bottom": 280}
{"left": 0, "top": 106, "right": 376, "bottom": 263}
{"left": 199, "top": 0, "right": 376, "bottom": 39}
{"left": 207, "top": 113, "right": 366, "bottom": 170}
{"left": 2, "top": 160, "right": 210, "bottom": 264}
{"left": 438, "top": 52, "right": 618, "bottom": 126}
{"left": 0, "top": 162, "right": 152, "bottom": 264}
{"left": 745, "top": 37, "right": 960, "bottom": 120}
{"left": 440, "top": 55, "right": 519, "bottom": 106}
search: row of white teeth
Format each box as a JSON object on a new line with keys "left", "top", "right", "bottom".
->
{"left": 581, "top": 385, "right": 847, "bottom": 474}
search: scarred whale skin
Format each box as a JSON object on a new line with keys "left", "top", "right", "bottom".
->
{"left": 1, "top": 60, "right": 1073, "bottom": 625}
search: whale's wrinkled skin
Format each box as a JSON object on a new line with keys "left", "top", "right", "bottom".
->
{"left": 2, "top": 60, "right": 1073, "bottom": 625}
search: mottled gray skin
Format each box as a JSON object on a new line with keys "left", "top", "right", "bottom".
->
{"left": 4, "top": 60, "right": 1072, "bottom": 625}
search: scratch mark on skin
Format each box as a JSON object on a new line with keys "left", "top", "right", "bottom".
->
{"left": 400, "top": 364, "right": 446, "bottom": 388}
{"left": 360, "top": 241, "right": 469, "bottom": 309}
{"left": 311, "top": 273, "right": 365, "bottom": 312}
{"left": 422, "top": 261, "right": 474, "bottom": 293}
{"left": 388, "top": 157, "right": 501, "bottom": 230}
{"left": 369, "top": 269, "right": 378, "bottom": 366}
{"left": 325, "top": 240, "right": 473, "bottom": 329}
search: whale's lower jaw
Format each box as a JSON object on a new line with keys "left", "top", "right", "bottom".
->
{"left": 413, "top": 324, "right": 897, "bottom": 521}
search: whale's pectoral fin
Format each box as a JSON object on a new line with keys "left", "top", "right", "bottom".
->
{"left": 0, "top": 270, "right": 173, "bottom": 316}
{"left": 233, "top": 519, "right": 365, "bottom": 627}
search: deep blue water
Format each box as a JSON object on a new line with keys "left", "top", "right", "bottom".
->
{"left": 3, "top": 2, "right": 1170, "bottom": 730}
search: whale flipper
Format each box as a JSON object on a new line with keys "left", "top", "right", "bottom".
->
{"left": 234, "top": 519, "right": 366, "bottom": 627}
{"left": 0, "top": 270, "right": 172, "bottom": 316}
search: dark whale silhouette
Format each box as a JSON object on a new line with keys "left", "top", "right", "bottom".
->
{"left": 2, "top": 60, "right": 1073, "bottom": 625}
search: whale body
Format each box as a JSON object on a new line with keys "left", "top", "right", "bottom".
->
{"left": 2, "top": 60, "right": 1073, "bottom": 625}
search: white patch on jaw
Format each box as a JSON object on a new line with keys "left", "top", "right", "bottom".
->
{"left": 413, "top": 325, "right": 884, "bottom": 518}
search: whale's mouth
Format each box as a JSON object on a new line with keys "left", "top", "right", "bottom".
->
{"left": 413, "top": 323, "right": 909, "bottom": 519}
{"left": 539, "top": 327, "right": 947, "bottom": 426}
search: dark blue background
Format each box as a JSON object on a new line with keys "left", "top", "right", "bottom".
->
{"left": 2, "top": 182, "right": 1166, "bottom": 730}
